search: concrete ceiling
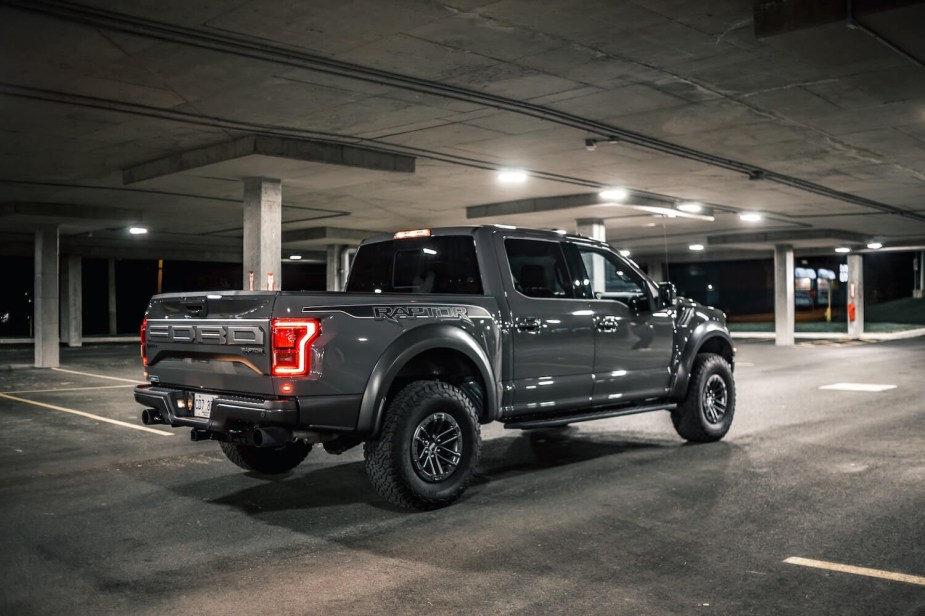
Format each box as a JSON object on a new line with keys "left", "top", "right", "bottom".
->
{"left": 1, "top": 0, "right": 924, "bottom": 261}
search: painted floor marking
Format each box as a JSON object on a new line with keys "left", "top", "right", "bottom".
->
{"left": 0, "top": 392, "right": 173, "bottom": 436}
{"left": 50, "top": 367, "right": 142, "bottom": 384}
{"left": 2, "top": 384, "right": 135, "bottom": 395}
{"left": 784, "top": 557, "right": 925, "bottom": 586}
{"left": 818, "top": 382, "right": 897, "bottom": 392}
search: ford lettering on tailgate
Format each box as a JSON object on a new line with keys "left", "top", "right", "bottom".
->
{"left": 147, "top": 322, "right": 265, "bottom": 345}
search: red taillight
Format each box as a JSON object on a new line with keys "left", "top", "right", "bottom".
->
{"left": 271, "top": 318, "right": 320, "bottom": 376}
{"left": 140, "top": 318, "right": 148, "bottom": 367}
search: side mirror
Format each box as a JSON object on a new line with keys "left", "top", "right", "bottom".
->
{"left": 657, "top": 282, "right": 676, "bottom": 308}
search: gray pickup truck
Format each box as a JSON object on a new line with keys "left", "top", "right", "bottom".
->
{"left": 135, "top": 225, "right": 736, "bottom": 509}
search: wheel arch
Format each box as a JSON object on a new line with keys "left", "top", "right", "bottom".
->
{"left": 669, "top": 321, "right": 735, "bottom": 399}
{"left": 356, "top": 324, "right": 499, "bottom": 437}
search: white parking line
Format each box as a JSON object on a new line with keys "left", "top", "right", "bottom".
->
{"left": 0, "top": 392, "right": 173, "bottom": 436}
{"left": 51, "top": 367, "right": 142, "bottom": 384}
{"left": 818, "top": 383, "right": 897, "bottom": 392}
{"left": 2, "top": 384, "right": 136, "bottom": 395}
{"left": 784, "top": 557, "right": 925, "bottom": 586}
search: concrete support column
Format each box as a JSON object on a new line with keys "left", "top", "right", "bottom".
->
{"left": 326, "top": 245, "right": 343, "bottom": 292}
{"left": 59, "top": 256, "right": 82, "bottom": 347}
{"left": 577, "top": 218, "right": 606, "bottom": 292}
{"left": 774, "top": 244, "right": 795, "bottom": 346}
{"left": 647, "top": 260, "right": 665, "bottom": 283}
{"left": 847, "top": 254, "right": 864, "bottom": 340}
{"left": 576, "top": 218, "right": 606, "bottom": 242}
{"left": 915, "top": 251, "right": 924, "bottom": 299}
{"left": 107, "top": 258, "right": 117, "bottom": 336}
{"left": 243, "top": 177, "right": 282, "bottom": 290}
{"left": 34, "top": 227, "right": 60, "bottom": 368}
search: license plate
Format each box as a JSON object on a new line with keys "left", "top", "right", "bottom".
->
{"left": 193, "top": 393, "right": 217, "bottom": 418}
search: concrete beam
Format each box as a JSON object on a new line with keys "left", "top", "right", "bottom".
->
{"left": 0, "top": 202, "right": 141, "bottom": 224}
{"left": 468, "top": 193, "right": 599, "bottom": 219}
{"left": 754, "top": 0, "right": 921, "bottom": 37}
{"left": 708, "top": 229, "right": 867, "bottom": 246}
{"left": 282, "top": 226, "right": 379, "bottom": 244}
{"left": 123, "top": 135, "right": 415, "bottom": 184}
{"left": 467, "top": 191, "right": 705, "bottom": 220}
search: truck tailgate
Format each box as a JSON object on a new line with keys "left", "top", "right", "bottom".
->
{"left": 144, "top": 292, "right": 276, "bottom": 396}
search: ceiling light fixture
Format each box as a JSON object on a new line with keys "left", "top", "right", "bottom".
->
{"left": 835, "top": 247, "right": 851, "bottom": 253}
{"left": 866, "top": 242, "right": 883, "bottom": 250}
{"left": 498, "top": 169, "right": 528, "bottom": 184}
{"left": 689, "top": 243, "right": 705, "bottom": 251}
{"left": 598, "top": 187, "right": 629, "bottom": 202}
{"left": 739, "top": 212, "right": 762, "bottom": 222}
{"left": 128, "top": 226, "right": 148, "bottom": 235}
{"left": 289, "top": 254, "right": 302, "bottom": 260}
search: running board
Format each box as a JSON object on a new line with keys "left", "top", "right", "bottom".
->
{"left": 503, "top": 402, "right": 676, "bottom": 430}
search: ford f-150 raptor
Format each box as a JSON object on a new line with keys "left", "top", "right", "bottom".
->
{"left": 135, "top": 225, "right": 736, "bottom": 509}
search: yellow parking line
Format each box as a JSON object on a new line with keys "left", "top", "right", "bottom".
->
{"left": 0, "top": 392, "right": 173, "bottom": 436}
{"left": 51, "top": 367, "right": 142, "bottom": 384}
{"left": 784, "top": 556, "right": 925, "bottom": 586}
{"left": 2, "top": 384, "right": 135, "bottom": 395}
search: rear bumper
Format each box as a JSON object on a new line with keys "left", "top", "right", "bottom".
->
{"left": 134, "top": 384, "right": 361, "bottom": 433}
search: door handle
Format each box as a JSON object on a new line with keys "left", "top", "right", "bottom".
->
{"left": 517, "top": 317, "right": 542, "bottom": 332}
{"left": 597, "top": 316, "right": 619, "bottom": 333}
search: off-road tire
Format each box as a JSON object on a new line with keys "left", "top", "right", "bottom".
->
{"left": 219, "top": 440, "right": 311, "bottom": 474}
{"left": 672, "top": 353, "right": 735, "bottom": 442}
{"left": 364, "top": 381, "right": 481, "bottom": 510}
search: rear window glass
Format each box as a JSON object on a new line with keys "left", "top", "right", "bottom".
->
{"left": 346, "top": 236, "right": 483, "bottom": 294}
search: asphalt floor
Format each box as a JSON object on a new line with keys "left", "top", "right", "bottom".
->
{"left": 0, "top": 340, "right": 923, "bottom": 615}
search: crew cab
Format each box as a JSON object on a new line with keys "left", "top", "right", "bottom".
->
{"left": 135, "top": 226, "right": 736, "bottom": 509}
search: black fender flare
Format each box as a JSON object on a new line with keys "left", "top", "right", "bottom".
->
{"left": 355, "top": 324, "right": 500, "bottom": 437}
{"left": 669, "top": 321, "right": 734, "bottom": 399}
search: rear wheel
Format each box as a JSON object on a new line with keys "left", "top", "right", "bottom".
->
{"left": 364, "top": 381, "right": 481, "bottom": 510}
{"left": 672, "top": 353, "right": 735, "bottom": 442}
{"left": 219, "top": 440, "right": 311, "bottom": 474}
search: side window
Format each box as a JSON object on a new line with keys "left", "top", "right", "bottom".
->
{"left": 576, "top": 247, "right": 648, "bottom": 304}
{"left": 504, "top": 239, "right": 573, "bottom": 299}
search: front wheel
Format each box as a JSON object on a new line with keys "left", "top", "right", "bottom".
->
{"left": 364, "top": 381, "right": 481, "bottom": 510}
{"left": 672, "top": 353, "right": 735, "bottom": 442}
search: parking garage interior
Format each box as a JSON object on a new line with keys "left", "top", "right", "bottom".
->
{"left": 1, "top": 1, "right": 924, "bottom": 614}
